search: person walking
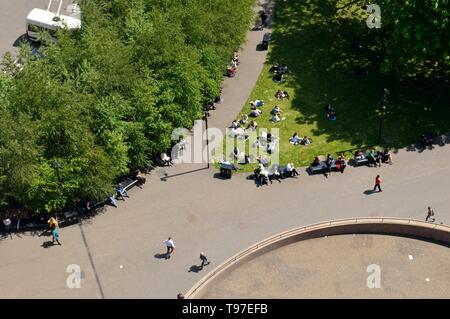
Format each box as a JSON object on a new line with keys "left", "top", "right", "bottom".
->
{"left": 373, "top": 175, "right": 382, "bottom": 192}
{"left": 425, "top": 206, "right": 435, "bottom": 222}
{"left": 47, "top": 216, "right": 61, "bottom": 245}
{"left": 52, "top": 227, "right": 61, "bottom": 245}
{"left": 199, "top": 252, "right": 210, "bottom": 269}
{"left": 164, "top": 237, "right": 175, "bottom": 259}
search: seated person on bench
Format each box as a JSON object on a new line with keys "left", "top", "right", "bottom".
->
{"left": 335, "top": 155, "right": 346, "bottom": 173}
{"left": 116, "top": 183, "right": 128, "bottom": 199}
{"left": 285, "top": 162, "right": 299, "bottom": 176}
{"left": 354, "top": 149, "right": 364, "bottom": 160}
{"left": 375, "top": 151, "right": 383, "bottom": 167}
{"left": 311, "top": 156, "right": 321, "bottom": 167}
{"left": 382, "top": 148, "right": 392, "bottom": 164}
{"left": 366, "top": 151, "right": 377, "bottom": 166}
{"left": 161, "top": 152, "right": 172, "bottom": 166}
{"left": 134, "top": 169, "right": 146, "bottom": 185}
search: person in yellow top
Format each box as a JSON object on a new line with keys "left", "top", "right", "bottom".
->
{"left": 47, "top": 217, "right": 61, "bottom": 245}
{"left": 47, "top": 217, "right": 58, "bottom": 230}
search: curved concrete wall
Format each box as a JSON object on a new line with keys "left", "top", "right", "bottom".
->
{"left": 185, "top": 217, "right": 450, "bottom": 299}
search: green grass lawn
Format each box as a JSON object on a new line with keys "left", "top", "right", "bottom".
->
{"left": 226, "top": 0, "right": 450, "bottom": 171}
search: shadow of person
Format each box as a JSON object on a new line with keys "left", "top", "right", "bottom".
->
{"left": 363, "top": 189, "right": 376, "bottom": 195}
{"left": 154, "top": 253, "right": 169, "bottom": 259}
{"left": 41, "top": 241, "right": 54, "bottom": 248}
{"left": 188, "top": 265, "right": 203, "bottom": 273}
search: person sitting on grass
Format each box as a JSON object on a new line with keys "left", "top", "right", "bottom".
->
{"left": 271, "top": 113, "right": 281, "bottom": 123}
{"left": 302, "top": 136, "right": 312, "bottom": 145}
{"left": 271, "top": 106, "right": 282, "bottom": 115}
{"left": 267, "top": 140, "right": 277, "bottom": 154}
{"left": 250, "top": 106, "right": 262, "bottom": 117}
{"left": 233, "top": 147, "right": 241, "bottom": 160}
{"left": 275, "top": 89, "right": 290, "bottom": 100}
{"left": 289, "top": 132, "right": 302, "bottom": 145}
{"left": 250, "top": 100, "right": 264, "bottom": 107}
{"left": 257, "top": 154, "right": 270, "bottom": 166}
{"left": 240, "top": 113, "right": 249, "bottom": 125}
{"left": 231, "top": 119, "right": 239, "bottom": 129}
{"left": 247, "top": 120, "right": 258, "bottom": 131}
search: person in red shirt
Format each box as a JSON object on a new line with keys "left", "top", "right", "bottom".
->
{"left": 373, "top": 175, "right": 382, "bottom": 192}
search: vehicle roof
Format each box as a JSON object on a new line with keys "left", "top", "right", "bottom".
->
{"left": 26, "top": 8, "right": 81, "bottom": 29}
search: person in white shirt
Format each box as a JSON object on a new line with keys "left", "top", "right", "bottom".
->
{"left": 233, "top": 147, "right": 241, "bottom": 160}
{"left": 267, "top": 141, "right": 277, "bottom": 154}
{"left": 251, "top": 106, "right": 262, "bottom": 117}
{"left": 285, "top": 163, "right": 299, "bottom": 176}
{"left": 240, "top": 113, "right": 249, "bottom": 125}
{"left": 271, "top": 114, "right": 280, "bottom": 123}
{"left": 164, "top": 237, "right": 175, "bottom": 259}
{"left": 3, "top": 218, "right": 11, "bottom": 233}
{"left": 161, "top": 153, "right": 172, "bottom": 166}
{"left": 231, "top": 120, "right": 239, "bottom": 129}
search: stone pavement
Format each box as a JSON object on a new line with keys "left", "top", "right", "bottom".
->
{"left": 197, "top": 234, "right": 450, "bottom": 298}
{"left": 1, "top": 0, "right": 449, "bottom": 299}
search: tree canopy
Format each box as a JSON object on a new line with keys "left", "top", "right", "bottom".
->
{"left": 0, "top": 0, "right": 253, "bottom": 215}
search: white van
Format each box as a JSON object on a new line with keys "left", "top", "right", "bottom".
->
{"left": 26, "top": 1, "right": 81, "bottom": 42}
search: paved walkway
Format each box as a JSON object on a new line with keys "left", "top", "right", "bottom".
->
{"left": 1, "top": 0, "right": 449, "bottom": 299}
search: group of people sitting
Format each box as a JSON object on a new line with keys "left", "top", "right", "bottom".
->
{"left": 270, "top": 105, "right": 285, "bottom": 123}
{"left": 253, "top": 162, "right": 299, "bottom": 186}
{"left": 354, "top": 148, "right": 393, "bottom": 166}
{"left": 270, "top": 63, "right": 288, "bottom": 83}
{"left": 311, "top": 154, "right": 347, "bottom": 177}
{"left": 324, "top": 103, "right": 336, "bottom": 120}
{"left": 289, "top": 133, "right": 312, "bottom": 146}
{"left": 227, "top": 51, "right": 240, "bottom": 77}
{"left": 249, "top": 100, "right": 264, "bottom": 117}
{"left": 275, "top": 89, "right": 289, "bottom": 100}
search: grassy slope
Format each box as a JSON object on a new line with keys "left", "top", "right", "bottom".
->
{"left": 231, "top": 0, "right": 450, "bottom": 170}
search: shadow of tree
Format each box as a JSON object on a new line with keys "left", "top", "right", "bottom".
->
{"left": 264, "top": 0, "right": 450, "bottom": 153}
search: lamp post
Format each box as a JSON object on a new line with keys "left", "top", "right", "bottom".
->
{"left": 204, "top": 111, "right": 210, "bottom": 169}
{"left": 377, "top": 88, "right": 389, "bottom": 145}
